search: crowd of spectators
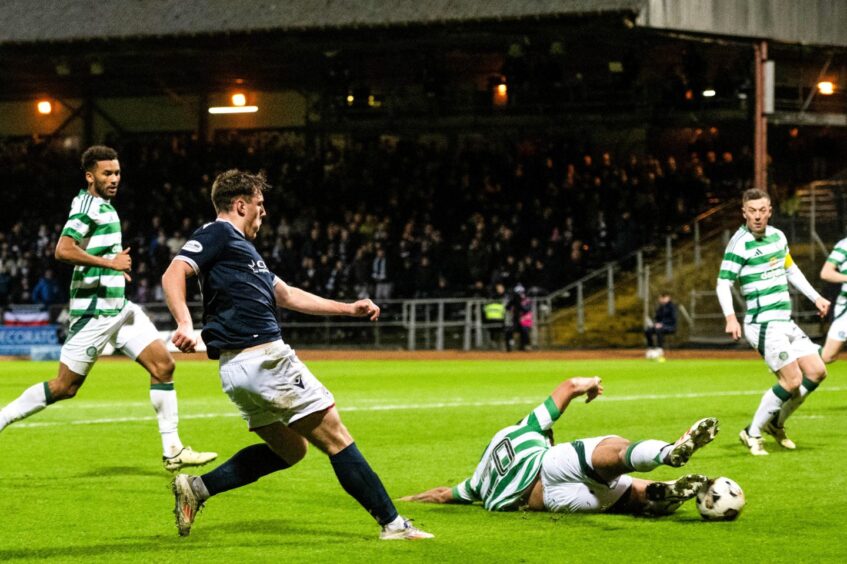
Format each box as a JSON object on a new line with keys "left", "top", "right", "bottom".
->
{"left": 0, "top": 132, "right": 750, "bottom": 310}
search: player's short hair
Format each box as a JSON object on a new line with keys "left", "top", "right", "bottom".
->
{"left": 211, "top": 169, "right": 270, "bottom": 213}
{"left": 742, "top": 188, "right": 770, "bottom": 204}
{"left": 81, "top": 145, "right": 118, "bottom": 172}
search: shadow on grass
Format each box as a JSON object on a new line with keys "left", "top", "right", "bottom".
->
{"left": 74, "top": 465, "right": 166, "bottom": 478}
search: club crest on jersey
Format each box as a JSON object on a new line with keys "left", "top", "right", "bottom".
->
{"left": 249, "top": 260, "right": 269, "bottom": 274}
{"left": 768, "top": 257, "right": 779, "bottom": 267}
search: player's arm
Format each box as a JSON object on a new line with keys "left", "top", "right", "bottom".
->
{"left": 785, "top": 253, "right": 829, "bottom": 317}
{"left": 55, "top": 236, "right": 132, "bottom": 274}
{"left": 716, "top": 279, "right": 741, "bottom": 340}
{"left": 273, "top": 277, "right": 379, "bottom": 320}
{"left": 717, "top": 239, "right": 744, "bottom": 339}
{"left": 399, "top": 486, "right": 457, "bottom": 504}
{"left": 162, "top": 259, "right": 198, "bottom": 352}
{"left": 550, "top": 377, "right": 603, "bottom": 412}
{"left": 820, "top": 260, "right": 847, "bottom": 284}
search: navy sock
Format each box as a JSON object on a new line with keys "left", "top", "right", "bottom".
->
{"left": 201, "top": 444, "right": 290, "bottom": 497}
{"left": 329, "top": 442, "right": 398, "bottom": 526}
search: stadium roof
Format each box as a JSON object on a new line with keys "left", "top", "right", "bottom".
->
{"left": 1, "top": 1, "right": 846, "bottom": 47}
{"left": 0, "top": 0, "right": 641, "bottom": 44}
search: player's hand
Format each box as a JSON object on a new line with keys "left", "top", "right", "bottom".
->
{"left": 570, "top": 376, "right": 603, "bottom": 403}
{"left": 725, "top": 317, "right": 742, "bottom": 341}
{"left": 815, "top": 297, "right": 831, "bottom": 318}
{"left": 399, "top": 487, "right": 453, "bottom": 504}
{"left": 171, "top": 324, "right": 197, "bottom": 353}
{"left": 111, "top": 247, "right": 132, "bottom": 272}
{"left": 350, "top": 299, "right": 380, "bottom": 321}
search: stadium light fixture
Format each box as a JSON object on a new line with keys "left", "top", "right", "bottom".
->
{"left": 37, "top": 100, "right": 52, "bottom": 115}
{"left": 208, "top": 105, "right": 259, "bottom": 114}
{"left": 702, "top": 89, "right": 716, "bottom": 98}
{"left": 492, "top": 78, "right": 508, "bottom": 108}
{"left": 817, "top": 81, "right": 835, "bottom": 95}
{"left": 231, "top": 92, "right": 247, "bottom": 106}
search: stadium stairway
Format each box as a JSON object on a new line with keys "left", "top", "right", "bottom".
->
{"left": 542, "top": 197, "right": 838, "bottom": 349}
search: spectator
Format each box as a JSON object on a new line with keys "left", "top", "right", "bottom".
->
{"left": 483, "top": 282, "right": 509, "bottom": 350}
{"left": 31, "top": 268, "right": 63, "bottom": 306}
{"left": 645, "top": 291, "right": 678, "bottom": 359}
{"left": 371, "top": 246, "right": 391, "bottom": 300}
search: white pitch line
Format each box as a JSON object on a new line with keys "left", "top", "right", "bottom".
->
{"left": 9, "top": 386, "right": 847, "bottom": 429}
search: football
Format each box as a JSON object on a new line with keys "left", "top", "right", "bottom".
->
{"left": 696, "top": 477, "right": 745, "bottom": 521}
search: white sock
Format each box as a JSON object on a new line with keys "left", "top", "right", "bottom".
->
{"left": 150, "top": 384, "right": 183, "bottom": 457}
{"left": 750, "top": 387, "right": 787, "bottom": 436}
{"left": 0, "top": 382, "right": 50, "bottom": 431}
{"left": 384, "top": 515, "right": 405, "bottom": 529}
{"left": 624, "top": 439, "right": 672, "bottom": 471}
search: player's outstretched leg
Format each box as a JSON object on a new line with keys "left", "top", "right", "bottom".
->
{"left": 619, "top": 417, "right": 718, "bottom": 474}
{"left": 291, "top": 408, "right": 433, "bottom": 540}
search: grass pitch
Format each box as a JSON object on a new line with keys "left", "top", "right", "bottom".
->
{"left": 1, "top": 356, "right": 846, "bottom": 563}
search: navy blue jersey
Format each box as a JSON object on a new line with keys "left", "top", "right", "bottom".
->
{"left": 175, "top": 220, "right": 281, "bottom": 358}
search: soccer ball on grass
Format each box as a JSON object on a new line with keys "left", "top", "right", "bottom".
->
{"left": 696, "top": 477, "right": 745, "bottom": 521}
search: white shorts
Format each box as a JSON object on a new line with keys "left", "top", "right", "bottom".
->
{"left": 744, "top": 320, "right": 820, "bottom": 372}
{"left": 826, "top": 303, "right": 847, "bottom": 342}
{"left": 219, "top": 339, "right": 335, "bottom": 429}
{"left": 540, "top": 436, "right": 632, "bottom": 513}
{"left": 60, "top": 302, "right": 160, "bottom": 376}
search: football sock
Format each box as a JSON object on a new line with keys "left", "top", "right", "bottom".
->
{"left": 200, "top": 444, "right": 290, "bottom": 498}
{"left": 749, "top": 385, "right": 790, "bottom": 436}
{"left": 624, "top": 440, "right": 673, "bottom": 471}
{"left": 329, "top": 442, "right": 398, "bottom": 526}
{"left": 776, "top": 376, "right": 820, "bottom": 427}
{"left": 0, "top": 382, "right": 50, "bottom": 431}
{"left": 150, "top": 383, "right": 183, "bottom": 457}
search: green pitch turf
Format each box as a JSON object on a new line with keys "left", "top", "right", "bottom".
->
{"left": 1, "top": 357, "right": 846, "bottom": 563}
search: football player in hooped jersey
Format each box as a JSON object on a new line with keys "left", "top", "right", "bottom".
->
{"left": 402, "top": 377, "right": 720, "bottom": 516}
{"left": 819, "top": 237, "right": 847, "bottom": 363}
{"left": 162, "top": 169, "right": 432, "bottom": 540}
{"left": 0, "top": 145, "right": 216, "bottom": 472}
{"left": 716, "top": 188, "right": 829, "bottom": 456}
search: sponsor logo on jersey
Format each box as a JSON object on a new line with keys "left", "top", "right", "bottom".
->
{"left": 760, "top": 269, "right": 783, "bottom": 280}
{"left": 248, "top": 260, "right": 269, "bottom": 274}
{"left": 182, "top": 240, "right": 203, "bottom": 253}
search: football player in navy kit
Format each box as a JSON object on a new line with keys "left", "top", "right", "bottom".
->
{"left": 162, "top": 169, "right": 432, "bottom": 540}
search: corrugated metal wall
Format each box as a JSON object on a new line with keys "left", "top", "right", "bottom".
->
{"left": 638, "top": 0, "right": 847, "bottom": 46}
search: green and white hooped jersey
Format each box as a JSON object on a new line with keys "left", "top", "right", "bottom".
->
{"left": 60, "top": 189, "right": 126, "bottom": 318}
{"left": 452, "top": 397, "right": 561, "bottom": 511}
{"left": 825, "top": 237, "right": 847, "bottom": 318}
{"left": 718, "top": 225, "right": 794, "bottom": 324}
